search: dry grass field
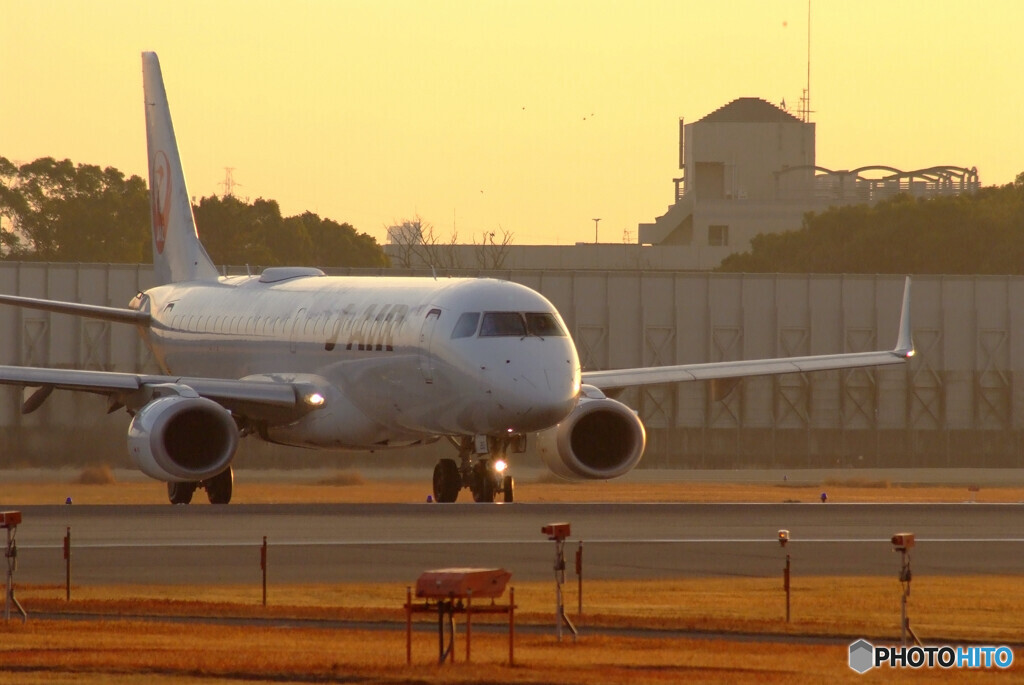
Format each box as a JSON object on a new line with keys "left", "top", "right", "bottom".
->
{"left": 12, "top": 574, "right": 1024, "bottom": 644}
{"left": 7, "top": 617, "right": 1021, "bottom": 685}
{"left": 4, "top": 468, "right": 1023, "bottom": 505}
{"left": 4, "top": 575, "right": 1024, "bottom": 684}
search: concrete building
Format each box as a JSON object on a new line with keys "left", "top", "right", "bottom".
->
{"left": 638, "top": 97, "right": 979, "bottom": 266}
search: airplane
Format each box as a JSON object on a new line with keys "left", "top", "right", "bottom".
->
{"left": 0, "top": 52, "right": 915, "bottom": 505}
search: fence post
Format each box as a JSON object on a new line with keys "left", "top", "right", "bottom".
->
{"left": 64, "top": 527, "right": 71, "bottom": 602}
{"left": 509, "top": 586, "right": 515, "bottom": 667}
{"left": 406, "top": 586, "right": 412, "bottom": 665}
{"left": 260, "top": 536, "right": 267, "bottom": 606}
{"left": 576, "top": 540, "right": 583, "bottom": 617}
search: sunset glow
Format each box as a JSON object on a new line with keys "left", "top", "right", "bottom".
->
{"left": 3, "top": 1, "right": 1021, "bottom": 246}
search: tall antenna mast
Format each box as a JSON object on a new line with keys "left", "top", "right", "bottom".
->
{"left": 799, "top": 0, "right": 812, "bottom": 123}
{"left": 806, "top": 0, "right": 811, "bottom": 121}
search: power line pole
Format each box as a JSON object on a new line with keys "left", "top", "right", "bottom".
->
{"left": 220, "top": 167, "right": 240, "bottom": 197}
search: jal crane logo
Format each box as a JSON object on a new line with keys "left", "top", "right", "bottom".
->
{"left": 151, "top": 150, "right": 171, "bottom": 254}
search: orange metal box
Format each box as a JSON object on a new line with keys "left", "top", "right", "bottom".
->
{"left": 0, "top": 511, "right": 22, "bottom": 528}
{"left": 542, "top": 522, "right": 571, "bottom": 539}
{"left": 415, "top": 568, "right": 511, "bottom": 599}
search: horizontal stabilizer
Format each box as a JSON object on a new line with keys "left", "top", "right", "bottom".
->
{"left": 0, "top": 293, "right": 150, "bottom": 325}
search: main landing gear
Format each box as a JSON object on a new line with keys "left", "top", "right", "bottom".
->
{"left": 167, "top": 465, "right": 234, "bottom": 505}
{"left": 432, "top": 437, "right": 515, "bottom": 504}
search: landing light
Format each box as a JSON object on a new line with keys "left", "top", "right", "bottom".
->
{"left": 493, "top": 459, "right": 508, "bottom": 473}
{"left": 304, "top": 392, "right": 326, "bottom": 407}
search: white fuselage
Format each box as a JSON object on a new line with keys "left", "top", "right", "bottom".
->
{"left": 133, "top": 272, "right": 582, "bottom": 449}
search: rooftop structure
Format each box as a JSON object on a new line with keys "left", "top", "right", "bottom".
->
{"left": 639, "top": 97, "right": 979, "bottom": 266}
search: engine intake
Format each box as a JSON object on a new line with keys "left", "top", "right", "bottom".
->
{"left": 128, "top": 393, "right": 238, "bottom": 482}
{"left": 536, "top": 388, "right": 646, "bottom": 480}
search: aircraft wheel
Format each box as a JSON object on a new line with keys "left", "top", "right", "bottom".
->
{"left": 206, "top": 466, "right": 234, "bottom": 504}
{"left": 167, "top": 481, "right": 196, "bottom": 505}
{"left": 433, "top": 459, "right": 460, "bottom": 503}
{"left": 501, "top": 475, "right": 514, "bottom": 503}
{"left": 471, "top": 460, "right": 496, "bottom": 503}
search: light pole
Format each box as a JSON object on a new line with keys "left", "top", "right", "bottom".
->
{"left": 779, "top": 529, "right": 790, "bottom": 622}
{"left": 892, "top": 532, "right": 918, "bottom": 646}
{"left": 592, "top": 218, "right": 601, "bottom": 244}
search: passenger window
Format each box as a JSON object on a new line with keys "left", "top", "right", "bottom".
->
{"left": 451, "top": 312, "right": 481, "bottom": 339}
{"left": 480, "top": 312, "right": 526, "bottom": 337}
{"left": 526, "top": 313, "right": 567, "bottom": 337}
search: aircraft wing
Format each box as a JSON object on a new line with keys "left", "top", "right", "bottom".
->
{"left": 0, "top": 293, "right": 150, "bottom": 325}
{"left": 583, "top": 277, "right": 914, "bottom": 391}
{"left": 0, "top": 365, "right": 315, "bottom": 422}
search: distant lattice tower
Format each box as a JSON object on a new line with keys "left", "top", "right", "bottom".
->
{"left": 219, "top": 167, "right": 241, "bottom": 197}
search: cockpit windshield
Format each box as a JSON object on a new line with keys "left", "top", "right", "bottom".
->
{"left": 451, "top": 311, "right": 567, "bottom": 339}
{"left": 480, "top": 312, "right": 526, "bottom": 337}
{"left": 451, "top": 312, "right": 480, "bottom": 339}
{"left": 463, "top": 311, "right": 566, "bottom": 338}
{"left": 525, "top": 313, "right": 565, "bottom": 337}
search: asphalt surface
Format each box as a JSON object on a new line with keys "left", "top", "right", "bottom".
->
{"left": 6, "top": 502, "right": 1024, "bottom": 585}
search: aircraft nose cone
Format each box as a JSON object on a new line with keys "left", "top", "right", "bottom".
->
{"left": 470, "top": 337, "right": 580, "bottom": 433}
{"left": 498, "top": 364, "right": 577, "bottom": 431}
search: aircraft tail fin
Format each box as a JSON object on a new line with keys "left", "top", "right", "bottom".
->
{"left": 142, "top": 52, "right": 219, "bottom": 285}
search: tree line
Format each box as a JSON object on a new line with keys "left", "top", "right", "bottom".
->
{"left": 0, "top": 156, "right": 388, "bottom": 268}
{"left": 718, "top": 174, "right": 1024, "bottom": 274}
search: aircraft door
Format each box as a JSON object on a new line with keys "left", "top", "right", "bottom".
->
{"left": 418, "top": 308, "right": 441, "bottom": 383}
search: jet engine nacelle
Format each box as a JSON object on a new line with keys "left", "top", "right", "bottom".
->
{"left": 536, "top": 386, "right": 646, "bottom": 480}
{"left": 128, "top": 392, "right": 239, "bottom": 482}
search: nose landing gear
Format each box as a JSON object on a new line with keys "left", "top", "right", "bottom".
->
{"left": 431, "top": 437, "right": 515, "bottom": 504}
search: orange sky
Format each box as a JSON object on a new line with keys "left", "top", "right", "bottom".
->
{"left": 2, "top": 1, "right": 1022, "bottom": 246}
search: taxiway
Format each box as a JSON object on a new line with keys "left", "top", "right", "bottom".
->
{"left": 8, "top": 502, "right": 1024, "bottom": 585}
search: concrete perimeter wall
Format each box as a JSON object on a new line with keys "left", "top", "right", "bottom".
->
{"left": 0, "top": 263, "right": 1020, "bottom": 469}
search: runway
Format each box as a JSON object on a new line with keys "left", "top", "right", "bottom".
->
{"left": 10, "top": 503, "right": 1024, "bottom": 585}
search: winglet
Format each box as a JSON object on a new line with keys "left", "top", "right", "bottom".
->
{"left": 894, "top": 276, "right": 915, "bottom": 358}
